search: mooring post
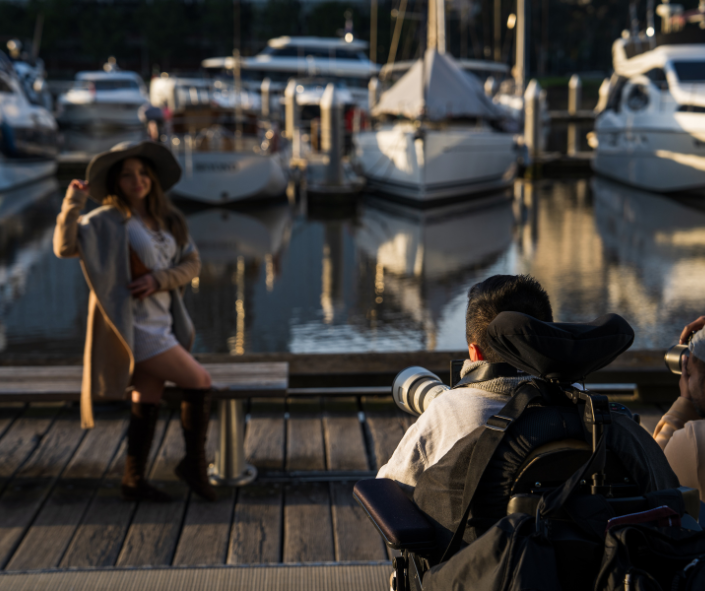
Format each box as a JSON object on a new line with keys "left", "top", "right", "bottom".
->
{"left": 261, "top": 77, "right": 271, "bottom": 120}
{"left": 368, "top": 77, "right": 380, "bottom": 112}
{"left": 321, "top": 83, "right": 344, "bottom": 186}
{"left": 568, "top": 74, "right": 582, "bottom": 156}
{"left": 208, "top": 399, "right": 257, "bottom": 487}
{"left": 284, "top": 79, "right": 301, "bottom": 159}
{"left": 524, "top": 79, "right": 543, "bottom": 166}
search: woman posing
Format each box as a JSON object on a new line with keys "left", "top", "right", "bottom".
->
{"left": 54, "top": 141, "right": 215, "bottom": 502}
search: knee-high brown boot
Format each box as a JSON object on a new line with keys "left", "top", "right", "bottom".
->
{"left": 121, "top": 402, "right": 173, "bottom": 503}
{"left": 175, "top": 389, "right": 216, "bottom": 501}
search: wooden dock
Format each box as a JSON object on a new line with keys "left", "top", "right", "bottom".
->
{"left": 0, "top": 394, "right": 423, "bottom": 576}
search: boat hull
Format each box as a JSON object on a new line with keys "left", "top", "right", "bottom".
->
{"left": 172, "top": 150, "right": 288, "bottom": 204}
{"left": 354, "top": 124, "right": 517, "bottom": 203}
{"left": 57, "top": 102, "right": 146, "bottom": 129}
{"left": 593, "top": 128, "right": 705, "bottom": 193}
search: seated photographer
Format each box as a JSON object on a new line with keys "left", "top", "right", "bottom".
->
{"left": 377, "top": 274, "right": 554, "bottom": 491}
{"left": 653, "top": 327, "right": 705, "bottom": 500}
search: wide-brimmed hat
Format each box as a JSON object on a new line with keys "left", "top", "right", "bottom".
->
{"left": 86, "top": 140, "right": 181, "bottom": 202}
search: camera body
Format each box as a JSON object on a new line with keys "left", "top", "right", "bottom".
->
{"left": 664, "top": 331, "right": 696, "bottom": 375}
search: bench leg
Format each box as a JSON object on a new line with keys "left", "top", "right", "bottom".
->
{"left": 207, "top": 399, "right": 258, "bottom": 486}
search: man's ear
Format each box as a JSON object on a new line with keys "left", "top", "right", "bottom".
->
{"left": 468, "top": 344, "right": 484, "bottom": 362}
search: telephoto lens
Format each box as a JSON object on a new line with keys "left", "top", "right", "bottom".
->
{"left": 664, "top": 344, "right": 689, "bottom": 375}
{"left": 664, "top": 331, "right": 696, "bottom": 375}
{"left": 392, "top": 366, "right": 451, "bottom": 416}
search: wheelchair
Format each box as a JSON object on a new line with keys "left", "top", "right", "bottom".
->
{"left": 353, "top": 312, "right": 701, "bottom": 591}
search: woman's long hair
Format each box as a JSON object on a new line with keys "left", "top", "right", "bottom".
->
{"left": 104, "top": 157, "right": 189, "bottom": 246}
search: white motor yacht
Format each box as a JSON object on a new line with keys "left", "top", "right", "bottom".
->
{"left": 0, "top": 51, "right": 58, "bottom": 192}
{"left": 203, "top": 36, "right": 379, "bottom": 111}
{"left": 153, "top": 74, "right": 288, "bottom": 204}
{"left": 592, "top": 18, "right": 705, "bottom": 193}
{"left": 354, "top": 49, "right": 518, "bottom": 204}
{"left": 57, "top": 64, "right": 150, "bottom": 129}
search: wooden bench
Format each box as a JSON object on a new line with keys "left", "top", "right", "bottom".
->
{"left": 0, "top": 363, "right": 289, "bottom": 486}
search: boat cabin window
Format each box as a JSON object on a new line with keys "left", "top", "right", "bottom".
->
{"left": 672, "top": 61, "right": 705, "bottom": 83}
{"left": 262, "top": 46, "right": 367, "bottom": 61}
{"left": 626, "top": 84, "right": 649, "bottom": 111}
{"left": 75, "top": 79, "right": 141, "bottom": 91}
{"left": 645, "top": 68, "right": 669, "bottom": 90}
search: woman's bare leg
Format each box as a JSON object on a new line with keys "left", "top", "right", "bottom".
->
{"left": 133, "top": 345, "right": 211, "bottom": 390}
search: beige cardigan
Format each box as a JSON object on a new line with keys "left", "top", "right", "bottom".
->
{"left": 53, "top": 191, "right": 201, "bottom": 429}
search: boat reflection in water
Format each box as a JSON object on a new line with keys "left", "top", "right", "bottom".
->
{"left": 184, "top": 204, "right": 294, "bottom": 354}
{"left": 354, "top": 193, "right": 514, "bottom": 349}
{"left": 592, "top": 176, "right": 705, "bottom": 345}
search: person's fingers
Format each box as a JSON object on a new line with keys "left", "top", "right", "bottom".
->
{"left": 680, "top": 316, "right": 705, "bottom": 343}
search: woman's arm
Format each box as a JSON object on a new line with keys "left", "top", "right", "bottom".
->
{"left": 53, "top": 180, "right": 90, "bottom": 258}
{"left": 151, "top": 247, "right": 201, "bottom": 292}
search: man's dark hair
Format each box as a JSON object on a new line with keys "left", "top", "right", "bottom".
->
{"left": 466, "top": 274, "right": 553, "bottom": 363}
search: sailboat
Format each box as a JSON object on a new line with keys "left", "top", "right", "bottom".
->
{"left": 353, "top": 0, "right": 518, "bottom": 204}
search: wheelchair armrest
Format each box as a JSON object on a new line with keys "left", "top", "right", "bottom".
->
{"left": 353, "top": 478, "right": 436, "bottom": 551}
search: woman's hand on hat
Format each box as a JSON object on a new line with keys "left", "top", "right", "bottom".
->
{"left": 129, "top": 274, "right": 158, "bottom": 300}
{"left": 680, "top": 317, "right": 705, "bottom": 344}
{"left": 65, "top": 180, "right": 90, "bottom": 204}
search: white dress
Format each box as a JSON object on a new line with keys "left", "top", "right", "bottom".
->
{"left": 126, "top": 216, "right": 179, "bottom": 363}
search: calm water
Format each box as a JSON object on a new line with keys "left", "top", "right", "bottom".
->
{"left": 2, "top": 174, "right": 704, "bottom": 361}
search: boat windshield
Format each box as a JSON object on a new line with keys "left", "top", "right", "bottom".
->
{"left": 672, "top": 61, "right": 705, "bottom": 82}
{"left": 75, "top": 79, "right": 141, "bottom": 91}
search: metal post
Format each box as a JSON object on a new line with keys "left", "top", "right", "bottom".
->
{"left": 284, "top": 79, "right": 301, "bottom": 159}
{"left": 568, "top": 74, "right": 582, "bottom": 156}
{"left": 208, "top": 399, "right": 257, "bottom": 486}
{"left": 321, "top": 83, "right": 344, "bottom": 186}
{"left": 428, "top": 0, "right": 437, "bottom": 51}
{"left": 436, "top": 0, "right": 446, "bottom": 53}
{"left": 261, "top": 77, "right": 271, "bottom": 120}
{"left": 368, "top": 77, "right": 380, "bottom": 111}
{"left": 515, "top": 0, "right": 528, "bottom": 95}
{"left": 524, "top": 79, "right": 542, "bottom": 163}
{"left": 233, "top": 49, "right": 243, "bottom": 152}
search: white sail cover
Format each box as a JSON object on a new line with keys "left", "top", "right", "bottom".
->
{"left": 373, "top": 49, "right": 499, "bottom": 121}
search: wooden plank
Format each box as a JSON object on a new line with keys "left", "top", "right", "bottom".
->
{"left": 0, "top": 404, "right": 60, "bottom": 489}
{"left": 60, "top": 412, "right": 169, "bottom": 568}
{"left": 283, "top": 482, "right": 334, "bottom": 563}
{"left": 116, "top": 414, "right": 188, "bottom": 567}
{"left": 286, "top": 397, "right": 325, "bottom": 472}
{"left": 0, "top": 404, "right": 24, "bottom": 441}
{"left": 323, "top": 397, "right": 368, "bottom": 471}
{"left": 0, "top": 407, "right": 85, "bottom": 569}
{"left": 5, "top": 412, "right": 127, "bottom": 571}
{"left": 330, "top": 482, "right": 386, "bottom": 562}
{"left": 245, "top": 398, "right": 285, "bottom": 472}
{"left": 173, "top": 416, "right": 234, "bottom": 566}
{"left": 361, "top": 397, "right": 409, "bottom": 471}
{"left": 227, "top": 483, "right": 283, "bottom": 565}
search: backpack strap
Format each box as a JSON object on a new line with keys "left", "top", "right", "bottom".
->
{"left": 440, "top": 380, "right": 545, "bottom": 562}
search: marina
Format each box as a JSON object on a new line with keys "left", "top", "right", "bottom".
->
{"left": 3, "top": 0, "right": 705, "bottom": 587}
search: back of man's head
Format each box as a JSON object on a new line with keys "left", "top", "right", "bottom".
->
{"left": 466, "top": 274, "right": 553, "bottom": 363}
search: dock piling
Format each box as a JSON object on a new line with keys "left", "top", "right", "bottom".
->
{"left": 285, "top": 79, "right": 301, "bottom": 159}
{"left": 568, "top": 74, "right": 582, "bottom": 156}
{"left": 320, "top": 83, "right": 344, "bottom": 186}
{"left": 261, "top": 77, "right": 271, "bottom": 120}
{"left": 524, "top": 79, "right": 543, "bottom": 164}
{"left": 368, "top": 77, "right": 380, "bottom": 112}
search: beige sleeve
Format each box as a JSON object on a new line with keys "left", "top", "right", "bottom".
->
{"left": 653, "top": 397, "right": 701, "bottom": 449}
{"left": 152, "top": 250, "right": 201, "bottom": 292}
{"left": 663, "top": 420, "right": 705, "bottom": 501}
{"left": 53, "top": 193, "right": 88, "bottom": 258}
